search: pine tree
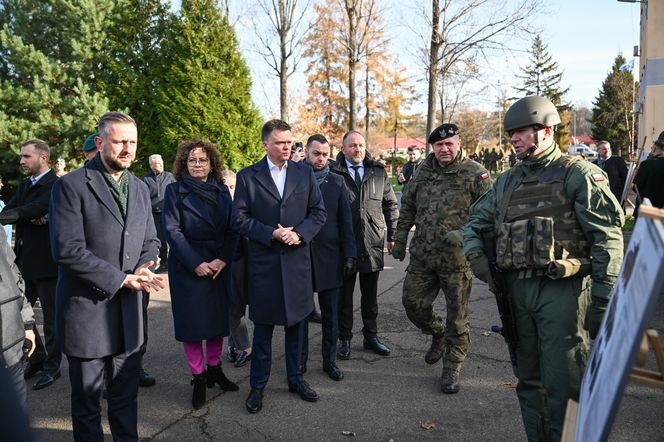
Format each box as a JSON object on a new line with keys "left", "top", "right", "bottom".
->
{"left": 157, "top": 0, "right": 264, "bottom": 171}
{"left": 513, "top": 35, "right": 570, "bottom": 149}
{"left": 97, "top": 0, "right": 172, "bottom": 174}
{"left": 591, "top": 54, "right": 637, "bottom": 158}
{"left": 0, "top": 0, "right": 112, "bottom": 183}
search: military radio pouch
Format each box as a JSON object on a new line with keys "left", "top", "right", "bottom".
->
{"left": 495, "top": 216, "right": 555, "bottom": 269}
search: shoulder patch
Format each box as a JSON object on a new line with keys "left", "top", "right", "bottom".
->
{"left": 591, "top": 173, "right": 606, "bottom": 182}
{"left": 480, "top": 172, "right": 490, "bottom": 180}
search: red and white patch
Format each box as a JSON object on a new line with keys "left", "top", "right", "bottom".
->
{"left": 480, "top": 172, "right": 490, "bottom": 180}
{"left": 592, "top": 173, "right": 606, "bottom": 182}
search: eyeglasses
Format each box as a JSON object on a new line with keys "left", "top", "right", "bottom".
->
{"left": 187, "top": 158, "right": 209, "bottom": 166}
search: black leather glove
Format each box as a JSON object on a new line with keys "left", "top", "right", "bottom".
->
{"left": 466, "top": 248, "right": 496, "bottom": 292}
{"left": 584, "top": 296, "right": 609, "bottom": 339}
{"left": 343, "top": 257, "right": 356, "bottom": 280}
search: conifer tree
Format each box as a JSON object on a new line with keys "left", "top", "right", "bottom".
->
{"left": 157, "top": 0, "right": 263, "bottom": 171}
{"left": 514, "top": 35, "right": 570, "bottom": 149}
{"left": 591, "top": 54, "right": 637, "bottom": 158}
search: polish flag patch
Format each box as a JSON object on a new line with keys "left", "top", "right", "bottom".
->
{"left": 480, "top": 172, "right": 490, "bottom": 180}
{"left": 592, "top": 173, "right": 606, "bottom": 182}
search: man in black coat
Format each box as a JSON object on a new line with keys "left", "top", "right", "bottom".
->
{"left": 593, "top": 141, "right": 628, "bottom": 203}
{"left": 397, "top": 146, "right": 423, "bottom": 186}
{"left": 332, "top": 131, "right": 399, "bottom": 360}
{"left": 50, "top": 112, "right": 162, "bottom": 441}
{"left": 233, "top": 119, "right": 326, "bottom": 414}
{"left": 0, "top": 139, "right": 61, "bottom": 390}
{"left": 142, "top": 154, "right": 176, "bottom": 272}
{"left": 634, "top": 131, "right": 664, "bottom": 214}
{"left": 300, "top": 134, "right": 356, "bottom": 381}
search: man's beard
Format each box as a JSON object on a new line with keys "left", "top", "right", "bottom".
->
{"left": 102, "top": 154, "right": 132, "bottom": 172}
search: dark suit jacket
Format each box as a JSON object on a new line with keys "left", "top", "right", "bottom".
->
{"left": 49, "top": 163, "right": 159, "bottom": 358}
{"left": 310, "top": 171, "right": 356, "bottom": 292}
{"left": 141, "top": 170, "right": 176, "bottom": 213}
{"left": 593, "top": 156, "right": 628, "bottom": 202}
{"left": 1, "top": 169, "right": 58, "bottom": 280}
{"left": 163, "top": 180, "right": 238, "bottom": 342}
{"left": 232, "top": 157, "right": 326, "bottom": 326}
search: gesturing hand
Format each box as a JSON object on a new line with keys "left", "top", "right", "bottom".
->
{"left": 124, "top": 260, "right": 165, "bottom": 291}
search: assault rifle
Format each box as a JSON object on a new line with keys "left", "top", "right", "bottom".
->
{"left": 474, "top": 224, "right": 517, "bottom": 369}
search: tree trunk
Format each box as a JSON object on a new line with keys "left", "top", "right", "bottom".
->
{"left": 425, "top": 0, "right": 440, "bottom": 155}
{"left": 346, "top": 0, "right": 356, "bottom": 130}
{"left": 365, "top": 58, "right": 370, "bottom": 141}
{"left": 279, "top": 0, "right": 288, "bottom": 121}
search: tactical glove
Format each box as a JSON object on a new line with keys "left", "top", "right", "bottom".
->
{"left": 342, "top": 257, "right": 356, "bottom": 280}
{"left": 584, "top": 296, "right": 609, "bottom": 339}
{"left": 391, "top": 242, "right": 407, "bottom": 261}
{"left": 442, "top": 229, "right": 464, "bottom": 248}
{"left": 466, "top": 249, "right": 495, "bottom": 291}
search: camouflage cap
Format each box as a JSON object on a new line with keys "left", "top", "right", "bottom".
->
{"left": 428, "top": 123, "right": 459, "bottom": 144}
{"left": 82, "top": 133, "right": 98, "bottom": 152}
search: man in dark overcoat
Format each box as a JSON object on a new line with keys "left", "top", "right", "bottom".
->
{"left": 49, "top": 112, "right": 162, "bottom": 442}
{"left": 300, "top": 134, "right": 356, "bottom": 381}
{"left": 233, "top": 119, "right": 326, "bottom": 414}
{"left": 0, "top": 139, "right": 61, "bottom": 390}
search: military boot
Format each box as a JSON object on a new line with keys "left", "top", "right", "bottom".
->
{"left": 441, "top": 368, "right": 460, "bottom": 394}
{"left": 425, "top": 334, "right": 445, "bottom": 365}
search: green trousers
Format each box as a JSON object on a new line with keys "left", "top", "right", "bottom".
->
{"left": 402, "top": 257, "right": 472, "bottom": 371}
{"left": 508, "top": 273, "right": 591, "bottom": 442}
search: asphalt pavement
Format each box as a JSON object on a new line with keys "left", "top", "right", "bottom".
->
{"left": 26, "top": 236, "right": 664, "bottom": 441}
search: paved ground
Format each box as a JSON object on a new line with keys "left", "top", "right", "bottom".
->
{"left": 26, "top": 239, "right": 664, "bottom": 441}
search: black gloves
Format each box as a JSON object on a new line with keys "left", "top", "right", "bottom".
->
{"left": 584, "top": 296, "right": 609, "bottom": 339}
{"left": 343, "top": 257, "right": 356, "bottom": 280}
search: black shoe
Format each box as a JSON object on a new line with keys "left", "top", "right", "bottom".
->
{"left": 226, "top": 346, "right": 239, "bottom": 364}
{"left": 139, "top": 368, "right": 156, "bottom": 387}
{"left": 338, "top": 339, "right": 351, "bottom": 360}
{"left": 234, "top": 350, "right": 251, "bottom": 368}
{"left": 425, "top": 334, "right": 445, "bottom": 365}
{"left": 322, "top": 361, "right": 344, "bottom": 381}
{"left": 245, "top": 388, "right": 263, "bottom": 413}
{"left": 441, "top": 368, "right": 460, "bottom": 394}
{"left": 308, "top": 309, "right": 322, "bottom": 324}
{"left": 191, "top": 372, "right": 207, "bottom": 409}
{"left": 288, "top": 380, "right": 319, "bottom": 402}
{"left": 206, "top": 364, "right": 239, "bottom": 391}
{"left": 23, "top": 361, "right": 44, "bottom": 380}
{"left": 363, "top": 337, "right": 391, "bottom": 356}
{"left": 33, "top": 369, "right": 61, "bottom": 390}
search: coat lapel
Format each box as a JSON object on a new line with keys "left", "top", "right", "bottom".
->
{"left": 282, "top": 160, "right": 301, "bottom": 203}
{"left": 85, "top": 167, "right": 124, "bottom": 226}
{"left": 179, "top": 184, "right": 216, "bottom": 228}
{"left": 253, "top": 157, "right": 282, "bottom": 202}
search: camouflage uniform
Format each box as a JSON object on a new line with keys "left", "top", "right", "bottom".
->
{"left": 394, "top": 152, "right": 491, "bottom": 371}
{"left": 463, "top": 143, "right": 624, "bottom": 441}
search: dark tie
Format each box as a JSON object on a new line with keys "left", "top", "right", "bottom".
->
{"left": 351, "top": 165, "right": 362, "bottom": 189}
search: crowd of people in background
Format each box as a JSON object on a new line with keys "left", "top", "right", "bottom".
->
{"left": 0, "top": 99, "right": 662, "bottom": 442}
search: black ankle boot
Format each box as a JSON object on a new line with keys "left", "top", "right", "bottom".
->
{"left": 207, "top": 364, "right": 239, "bottom": 392}
{"left": 191, "top": 371, "right": 207, "bottom": 409}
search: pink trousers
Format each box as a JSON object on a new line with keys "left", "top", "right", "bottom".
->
{"left": 183, "top": 339, "right": 223, "bottom": 375}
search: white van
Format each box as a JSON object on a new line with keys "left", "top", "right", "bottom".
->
{"left": 567, "top": 144, "right": 597, "bottom": 159}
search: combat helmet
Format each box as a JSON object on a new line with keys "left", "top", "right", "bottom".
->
{"left": 504, "top": 96, "right": 561, "bottom": 132}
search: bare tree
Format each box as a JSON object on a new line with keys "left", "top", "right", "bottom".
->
{"left": 254, "top": 0, "right": 310, "bottom": 121}
{"left": 417, "top": 0, "right": 543, "bottom": 152}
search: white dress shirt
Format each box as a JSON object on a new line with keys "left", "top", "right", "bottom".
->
{"left": 267, "top": 156, "right": 288, "bottom": 198}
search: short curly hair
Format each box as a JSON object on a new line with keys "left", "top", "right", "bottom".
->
{"left": 172, "top": 139, "right": 224, "bottom": 182}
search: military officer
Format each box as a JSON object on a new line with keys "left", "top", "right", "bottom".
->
{"left": 393, "top": 123, "right": 490, "bottom": 394}
{"left": 463, "top": 96, "right": 624, "bottom": 441}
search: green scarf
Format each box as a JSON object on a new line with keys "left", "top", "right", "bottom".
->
{"left": 90, "top": 153, "right": 129, "bottom": 219}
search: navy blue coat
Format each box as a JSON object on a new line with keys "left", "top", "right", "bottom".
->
{"left": 49, "top": 164, "right": 159, "bottom": 359}
{"left": 310, "top": 171, "right": 356, "bottom": 292}
{"left": 232, "top": 157, "right": 326, "bottom": 327}
{"left": 163, "top": 180, "right": 238, "bottom": 342}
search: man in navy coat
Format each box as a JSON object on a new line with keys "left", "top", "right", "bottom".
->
{"left": 50, "top": 112, "right": 162, "bottom": 441}
{"left": 300, "top": 134, "right": 356, "bottom": 381}
{"left": 233, "top": 119, "right": 326, "bottom": 414}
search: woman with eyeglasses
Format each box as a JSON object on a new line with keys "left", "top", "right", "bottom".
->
{"left": 163, "top": 139, "right": 239, "bottom": 409}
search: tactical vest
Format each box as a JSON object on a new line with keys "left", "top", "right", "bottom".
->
{"left": 495, "top": 155, "right": 590, "bottom": 270}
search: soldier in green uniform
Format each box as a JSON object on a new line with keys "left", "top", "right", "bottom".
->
{"left": 392, "top": 123, "right": 491, "bottom": 394}
{"left": 463, "top": 96, "right": 624, "bottom": 441}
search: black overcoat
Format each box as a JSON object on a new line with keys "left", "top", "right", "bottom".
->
{"left": 232, "top": 157, "right": 326, "bottom": 327}
{"left": 49, "top": 164, "right": 159, "bottom": 359}
{"left": 162, "top": 180, "right": 238, "bottom": 342}
{"left": 310, "top": 171, "right": 356, "bottom": 292}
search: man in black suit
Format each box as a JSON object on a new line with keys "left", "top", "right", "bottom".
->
{"left": 233, "top": 119, "right": 326, "bottom": 414}
{"left": 593, "top": 141, "right": 627, "bottom": 203}
{"left": 300, "top": 134, "right": 356, "bottom": 381}
{"left": 0, "top": 139, "right": 61, "bottom": 390}
{"left": 50, "top": 112, "right": 162, "bottom": 441}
